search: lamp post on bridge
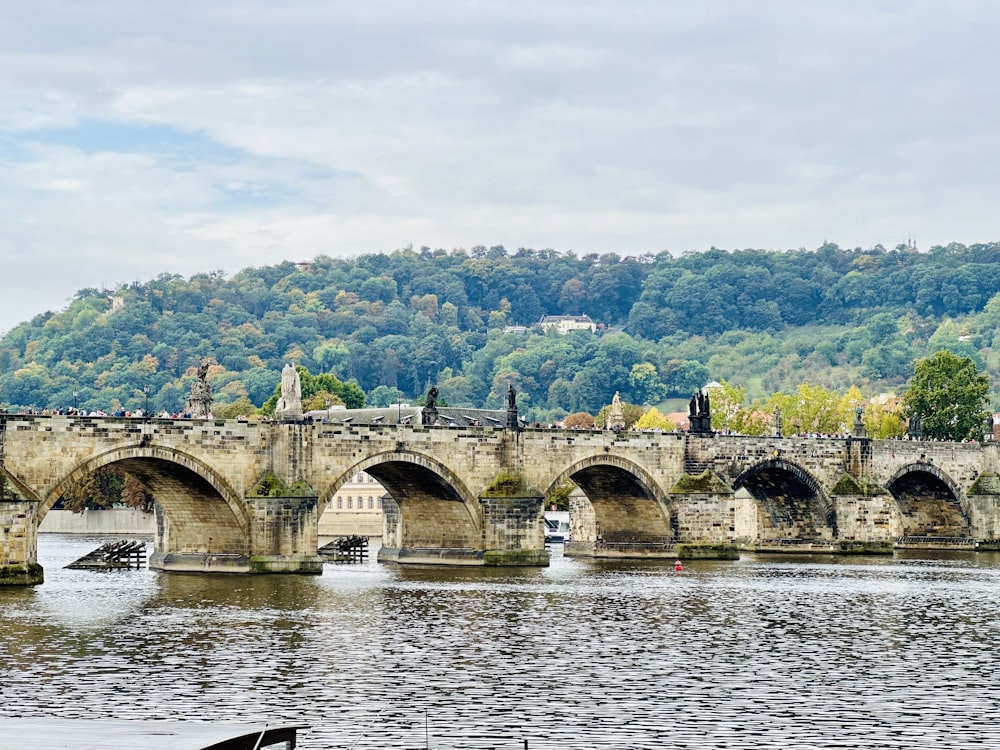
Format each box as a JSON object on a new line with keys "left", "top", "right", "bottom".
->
{"left": 72, "top": 390, "right": 78, "bottom": 414}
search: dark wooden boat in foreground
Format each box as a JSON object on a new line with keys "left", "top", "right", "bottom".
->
{"left": 0, "top": 718, "right": 307, "bottom": 749}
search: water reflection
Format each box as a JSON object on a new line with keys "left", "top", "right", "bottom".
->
{"left": 2, "top": 536, "right": 1000, "bottom": 748}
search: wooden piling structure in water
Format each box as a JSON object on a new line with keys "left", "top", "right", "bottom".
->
{"left": 318, "top": 535, "right": 369, "bottom": 564}
{"left": 66, "top": 539, "right": 147, "bottom": 569}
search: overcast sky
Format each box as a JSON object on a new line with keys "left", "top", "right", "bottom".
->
{"left": 2, "top": 1, "right": 998, "bottom": 334}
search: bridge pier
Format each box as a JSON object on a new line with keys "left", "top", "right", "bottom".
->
{"left": 378, "top": 494, "right": 549, "bottom": 566}
{"left": 247, "top": 495, "right": 323, "bottom": 574}
{"left": 149, "top": 493, "right": 323, "bottom": 575}
{"left": 0, "top": 499, "right": 44, "bottom": 585}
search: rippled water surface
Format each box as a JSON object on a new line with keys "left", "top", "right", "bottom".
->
{"left": 3, "top": 537, "right": 1000, "bottom": 749}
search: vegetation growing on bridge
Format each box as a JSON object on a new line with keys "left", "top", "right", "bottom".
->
{"left": 0, "top": 471, "right": 25, "bottom": 501}
{"left": 672, "top": 471, "right": 732, "bottom": 494}
{"left": 481, "top": 471, "right": 538, "bottom": 498}
{"left": 830, "top": 473, "right": 885, "bottom": 497}
{"left": 249, "top": 472, "right": 315, "bottom": 498}
{"left": 968, "top": 474, "right": 1000, "bottom": 496}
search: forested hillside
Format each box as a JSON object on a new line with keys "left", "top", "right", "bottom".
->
{"left": 2, "top": 241, "right": 999, "bottom": 421}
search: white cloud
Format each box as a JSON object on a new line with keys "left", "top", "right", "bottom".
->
{"left": 1, "top": 0, "right": 999, "bottom": 333}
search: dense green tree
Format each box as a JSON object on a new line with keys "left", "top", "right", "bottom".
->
{"left": 261, "top": 365, "right": 365, "bottom": 414}
{"left": 634, "top": 407, "right": 679, "bottom": 431}
{"left": 4, "top": 242, "right": 1000, "bottom": 425}
{"left": 903, "top": 351, "right": 989, "bottom": 441}
{"left": 368, "top": 385, "right": 404, "bottom": 408}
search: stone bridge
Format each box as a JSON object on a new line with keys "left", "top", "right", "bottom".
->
{"left": 2, "top": 414, "right": 1000, "bottom": 584}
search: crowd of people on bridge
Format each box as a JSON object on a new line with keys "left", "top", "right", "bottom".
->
{"left": 8, "top": 406, "right": 214, "bottom": 419}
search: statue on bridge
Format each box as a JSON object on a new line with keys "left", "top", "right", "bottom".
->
{"left": 907, "top": 413, "right": 922, "bottom": 440}
{"left": 421, "top": 385, "right": 439, "bottom": 425}
{"left": 773, "top": 407, "right": 783, "bottom": 437}
{"left": 185, "top": 360, "right": 214, "bottom": 419}
{"left": 689, "top": 389, "right": 713, "bottom": 435}
{"left": 275, "top": 363, "right": 303, "bottom": 421}
{"left": 505, "top": 383, "right": 520, "bottom": 430}
{"left": 606, "top": 391, "right": 624, "bottom": 432}
{"left": 853, "top": 403, "right": 866, "bottom": 438}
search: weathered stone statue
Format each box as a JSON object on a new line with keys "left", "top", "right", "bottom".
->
{"left": 907, "top": 413, "right": 922, "bottom": 440}
{"left": 275, "top": 363, "right": 303, "bottom": 420}
{"left": 421, "top": 385, "right": 439, "bottom": 425}
{"left": 505, "top": 383, "right": 519, "bottom": 430}
{"left": 853, "top": 403, "right": 866, "bottom": 438}
{"left": 773, "top": 407, "right": 783, "bottom": 436}
{"left": 689, "top": 389, "right": 712, "bottom": 435}
{"left": 607, "top": 391, "right": 625, "bottom": 431}
{"left": 185, "top": 360, "right": 214, "bottom": 418}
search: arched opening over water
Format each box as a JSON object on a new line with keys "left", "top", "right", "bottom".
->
{"left": 549, "top": 457, "right": 672, "bottom": 544}
{"left": 734, "top": 458, "right": 835, "bottom": 542}
{"left": 329, "top": 453, "right": 481, "bottom": 549}
{"left": 47, "top": 448, "right": 248, "bottom": 557}
{"left": 887, "top": 463, "right": 969, "bottom": 538}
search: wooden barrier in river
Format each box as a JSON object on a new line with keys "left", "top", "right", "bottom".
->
{"left": 66, "top": 539, "right": 147, "bottom": 570}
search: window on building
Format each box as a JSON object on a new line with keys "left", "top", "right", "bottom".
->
{"left": 368, "top": 497, "right": 374, "bottom": 509}
{"left": 347, "top": 497, "right": 353, "bottom": 509}
{"left": 337, "top": 497, "right": 343, "bottom": 509}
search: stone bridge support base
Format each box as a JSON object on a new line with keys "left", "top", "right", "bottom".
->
{"left": 149, "top": 495, "right": 324, "bottom": 575}
{"left": 378, "top": 495, "right": 549, "bottom": 567}
{"left": 247, "top": 496, "right": 323, "bottom": 574}
{"left": 832, "top": 493, "right": 897, "bottom": 553}
{"left": 0, "top": 500, "right": 43, "bottom": 585}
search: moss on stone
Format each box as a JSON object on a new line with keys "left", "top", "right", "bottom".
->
{"left": 675, "top": 543, "right": 740, "bottom": 560}
{"left": 0, "top": 470, "right": 27, "bottom": 501}
{"left": 830, "top": 473, "right": 885, "bottom": 496}
{"left": 0, "top": 563, "right": 44, "bottom": 586}
{"left": 830, "top": 473, "right": 863, "bottom": 495}
{"left": 670, "top": 470, "right": 731, "bottom": 494}
{"left": 482, "top": 470, "right": 538, "bottom": 497}
{"left": 248, "top": 472, "right": 314, "bottom": 498}
{"left": 483, "top": 549, "right": 549, "bottom": 566}
{"left": 969, "top": 474, "right": 1000, "bottom": 495}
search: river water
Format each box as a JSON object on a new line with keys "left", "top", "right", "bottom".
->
{"left": 2, "top": 536, "right": 999, "bottom": 749}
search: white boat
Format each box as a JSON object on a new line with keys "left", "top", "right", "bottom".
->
{"left": 543, "top": 510, "right": 571, "bottom": 543}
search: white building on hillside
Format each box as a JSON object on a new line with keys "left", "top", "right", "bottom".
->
{"left": 540, "top": 314, "right": 597, "bottom": 334}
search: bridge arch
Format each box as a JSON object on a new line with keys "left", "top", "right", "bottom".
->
{"left": 886, "top": 462, "right": 970, "bottom": 537}
{"left": 734, "top": 458, "right": 836, "bottom": 541}
{"left": 323, "top": 451, "right": 482, "bottom": 549}
{"left": 547, "top": 454, "right": 674, "bottom": 544}
{"left": 46, "top": 445, "right": 250, "bottom": 555}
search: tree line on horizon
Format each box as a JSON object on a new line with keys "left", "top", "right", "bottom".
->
{"left": 1, "top": 241, "right": 1000, "bottom": 425}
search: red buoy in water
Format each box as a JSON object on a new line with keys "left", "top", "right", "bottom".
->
{"left": 674, "top": 560, "right": 683, "bottom": 572}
